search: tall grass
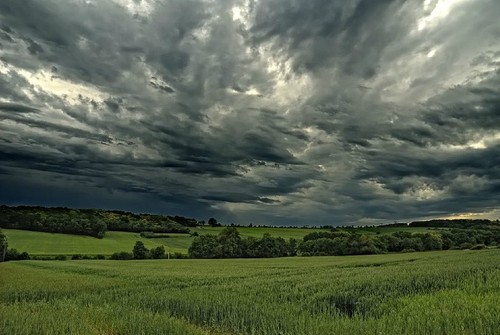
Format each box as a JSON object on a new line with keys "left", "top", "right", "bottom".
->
{"left": 1, "top": 250, "right": 499, "bottom": 334}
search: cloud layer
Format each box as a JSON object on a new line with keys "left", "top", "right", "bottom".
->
{"left": 1, "top": 0, "right": 499, "bottom": 225}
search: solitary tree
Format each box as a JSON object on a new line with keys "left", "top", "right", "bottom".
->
{"left": 208, "top": 217, "right": 218, "bottom": 227}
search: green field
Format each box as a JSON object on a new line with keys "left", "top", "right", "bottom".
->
{"left": 3, "top": 226, "right": 443, "bottom": 256}
{"left": 1, "top": 229, "right": 189, "bottom": 255}
{"left": 1, "top": 250, "right": 499, "bottom": 334}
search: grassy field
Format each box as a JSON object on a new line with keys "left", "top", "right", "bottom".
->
{"left": 1, "top": 229, "right": 189, "bottom": 255}
{"left": 0, "top": 249, "right": 498, "bottom": 334}
{"left": 2, "top": 226, "right": 448, "bottom": 256}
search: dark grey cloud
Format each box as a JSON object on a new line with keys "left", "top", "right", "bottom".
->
{"left": 0, "top": 102, "right": 39, "bottom": 113}
{"left": 251, "top": 0, "right": 414, "bottom": 77}
{"left": 0, "top": 0, "right": 499, "bottom": 225}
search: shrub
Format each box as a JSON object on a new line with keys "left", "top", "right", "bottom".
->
{"left": 150, "top": 245, "right": 166, "bottom": 259}
{"left": 171, "top": 252, "right": 189, "bottom": 259}
{"left": 110, "top": 251, "right": 133, "bottom": 260}
{"left": 19, "top": 251, "right": 30, "bottom": 260}
{"left": 5, "top": 249, "right": 30, "bottom": 261}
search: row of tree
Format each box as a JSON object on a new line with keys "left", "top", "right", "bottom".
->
{"left": 0, "top": 205, "right": 194, "bottom": 237}
{"left": 110, "top": 241, "right": 166, "bottom": 260}
{"left": 298, "top": 228, "right": 499, "bottom": 256}
{"left": 409, "top": 219, "right": 499, "bottom": 229}
{"left": 188, "top": 228, "right": 297, "bottom": 258}
{"left": 186, "top": 226, "right": 499, "bottom": 258}
{"left": 0, "top": 206, "right": 107, "bottom": 238}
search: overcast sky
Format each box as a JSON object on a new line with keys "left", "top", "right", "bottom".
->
{"left": 0, "top": 0, "right": 499, "bottom": 225}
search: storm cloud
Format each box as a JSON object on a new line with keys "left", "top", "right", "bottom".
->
{"left": 0, "top": 0, "right": 499, "bottom": 225}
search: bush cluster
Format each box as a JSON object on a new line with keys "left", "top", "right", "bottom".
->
{"left": 110, "top": 242, "right": 166, "bottom": 260}
{"left": 298, "top": 228, "right": 499, "bottom": 256}
{"left": 187, "top": 227, "right": 499, "bottom": 258}
{"left": 188, "top": 227, "right": 297, "bottom": 258}
{"left": 5, "top": 248, "right": 30, "bottom": 261}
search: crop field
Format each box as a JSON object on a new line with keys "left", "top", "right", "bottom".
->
{"left": 1, "top": 249, "right": 499, "bottom": 335}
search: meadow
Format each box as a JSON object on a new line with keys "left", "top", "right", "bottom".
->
{"left": 1, "top": 249, "right": 499, "bottom": 334}
{"left": 1, "top": 229, "right": 187, "bottom": 255}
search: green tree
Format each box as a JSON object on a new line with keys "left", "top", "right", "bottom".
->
{"left": 287, "top": 238, "right": 298, "bottom": 256}
{"left": 5, "top": 249, "right": 20, "bottom": 261}
{"left": 208, "top": 217, "right": 219, "bottom": 227}
{"left": 298, "top": 238, "right": 338, "bottom": 256}
{"left": 421, "top": 233, "right": 443, "bottom": 250}
{"left": 132, "top": 241, "right": 149, "bottom": 259}
{"left": 150, "top": 245, "right": 166, "bottom": 259}
{"left": 188, "top": 235, "right": 220, "bottom": 258}
{"left": 218, "top": 227, "right": 242, "bottom": 257}
{"left": 110, "top": 251, "right": 133, "bottom": 260}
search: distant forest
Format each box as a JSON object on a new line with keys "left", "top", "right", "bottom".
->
{"left": 409, "top": 219, "right": 497, "bottom": 229}
{"left": 0, "top": 205, "right": 196, "bottom": 238}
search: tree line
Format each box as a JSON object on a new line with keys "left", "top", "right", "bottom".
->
{"left": 0, "top": 205, "right": 195, "bottom": 238}
{"left": 186, "top": 226, "right": 499, "bottom": 258}
{"left": 110, "top": 241, "right": 167, "bottom": 260}
{"left": 188, "top": 227, "right": 297, "bottom": 258}
{"left": 409, "top": 219, "right": 499, "bottom": 229}
{"left": 296, "top": 228, "right": 499, "bottom": 256}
